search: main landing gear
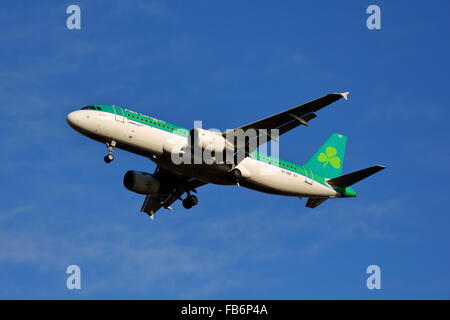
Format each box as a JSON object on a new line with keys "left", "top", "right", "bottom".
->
{"left": 104, "top": 141, "right": 116, "bottom": 163}
{"left": 182, "top": 194, "right": 198, "bottom": 209}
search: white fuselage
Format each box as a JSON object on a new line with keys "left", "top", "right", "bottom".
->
{"left": 67, "top": 109, "right": 340, "bottom": 198}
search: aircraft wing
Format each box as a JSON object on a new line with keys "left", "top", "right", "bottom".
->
{"left": 140, "top": 167, "right": 207, "bottom": 218}
{"left": 223, "top": 92, "right": 349, "bottom": 154}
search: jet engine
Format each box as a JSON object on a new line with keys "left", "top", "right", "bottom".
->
{"left": 188, "top": 128, "right": 229, "bottom": 154}
{"left": 123, "top": 170, "right": 161, "bottom": 195}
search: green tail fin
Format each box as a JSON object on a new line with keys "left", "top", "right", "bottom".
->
{"left": 304, "top": 133, "right": 347, "bottom": 179}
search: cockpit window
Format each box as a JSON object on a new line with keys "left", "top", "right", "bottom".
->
{"left": 80, "top": 105, "right": 101, "bottom": 110}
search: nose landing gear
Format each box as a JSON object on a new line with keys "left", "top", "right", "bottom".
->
{"left": 104, "top": 141, "right": 116, "bottom": 163}
{"left": 182, "top": 195, "right": 198, "bottom": 209}
{"left": 104, "top": 154, "right": 114, "bottom": 163}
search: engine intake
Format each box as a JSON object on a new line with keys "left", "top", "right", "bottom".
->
{"left": 123, "top": 170, "right": 160, "bottom": 195}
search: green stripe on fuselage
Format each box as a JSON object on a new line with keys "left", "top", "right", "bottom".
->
{"left": 89, "top": 104, "right": 190, "bottom": 137}
{"left": 250, "top": 151, "right": 331, "bottom": 189}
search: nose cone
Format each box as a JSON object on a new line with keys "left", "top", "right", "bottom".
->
{"left": 67, "top": 110, "right": 85, "bottom": 132}
{"left": 67, "top": 111, "right": 78, "bottom": 126}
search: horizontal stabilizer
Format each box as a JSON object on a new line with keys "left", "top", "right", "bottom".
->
{"left": 305, "top": 197, "right": 328, "bottom": 208}
{"left": 327, "top": 165, "right": 385, "bottom": 189}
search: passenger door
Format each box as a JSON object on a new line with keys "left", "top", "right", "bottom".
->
{"left": 113, "top": 105, "right": 125, "bottom": 123}
{"left": 304, "top": 167, "right": 313, "bottom": 185}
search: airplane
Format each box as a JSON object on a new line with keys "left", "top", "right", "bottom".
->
{"left": 66, "top": 92, "right": 385, "bottom": 218}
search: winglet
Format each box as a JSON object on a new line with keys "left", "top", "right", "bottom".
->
{"left": 339, "top": 92, "right": 350, "bottom": 100}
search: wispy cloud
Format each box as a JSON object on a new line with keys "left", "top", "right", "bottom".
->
{"left": 0, "top": 205, "right": 34, "bottom": 223}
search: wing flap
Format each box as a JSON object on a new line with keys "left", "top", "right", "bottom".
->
{"left": 139, "top": 167, "right": 208, "bottom": 218}
{"left": 141, "top": 195, "right": 165, "bottom": 216}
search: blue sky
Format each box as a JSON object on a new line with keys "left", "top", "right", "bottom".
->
{"left": 0, "top": 0, "right": 449, "bottom": 299}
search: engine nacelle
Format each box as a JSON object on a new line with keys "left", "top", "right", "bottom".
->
{"left": 162, "top": 137, "right": 185, "bottom": 155}
{"left": 189, "top": 128, "right": 228, "bottom": 153}
{"left": 123, "top": 170, "right": 160, "bottom": 195}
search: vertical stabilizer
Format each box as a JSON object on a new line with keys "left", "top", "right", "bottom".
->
{"left": 304, "top": 133, "right": 347, "bottom": 179}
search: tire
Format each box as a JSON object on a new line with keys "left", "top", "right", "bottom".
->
{"left": 104, "top": 155, "right": 113, "bottom": 163}
{"left": 232, "top": 168, "right": 242, "bottom": 179}
{"left": 187, "top": 195, "right": 198, "bottom": 206}
{"left": 182, "top": 198, "right": 193, "bottom": 209}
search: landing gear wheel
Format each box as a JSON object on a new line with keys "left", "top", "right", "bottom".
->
{"left": 104, "top": 154, "right": 114, "bottom": 163}
{"left": 182, "top": 195, "right": 198, "bottom": 209}
{"left": 182, "top": 198, "right": 193, "bottom": 209}
{"left": 232, "top": 168, "right": 242, "bottom": 179}
{"left": 104, "top": 141, "right": 116, "bottom": 163}
{"left": 187, "top": 195, "right": 198, "bottom": 206}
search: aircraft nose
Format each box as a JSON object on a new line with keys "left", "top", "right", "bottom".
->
{"left": 66, "top": 110, "right": 83, "bottom": 129}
